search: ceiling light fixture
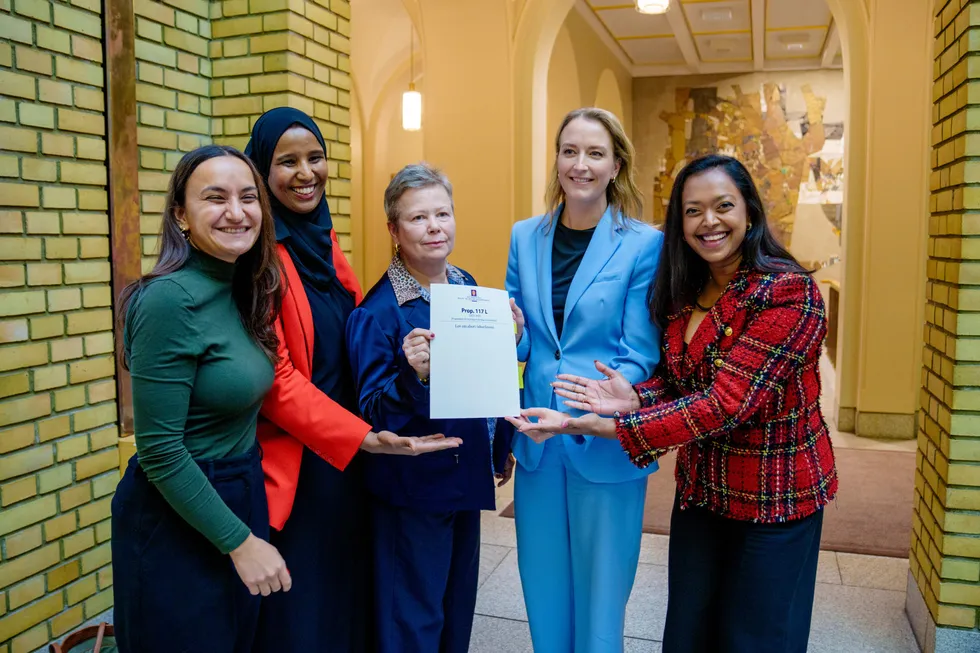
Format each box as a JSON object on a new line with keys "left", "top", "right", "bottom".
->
{"left": 402, "top": 23, "right": 421, "bottom": 132}
{"left": 635, "top": 0, "right": 669, "bottom": 15}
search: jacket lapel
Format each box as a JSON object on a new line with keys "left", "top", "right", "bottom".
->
{"left": 403, "top": 298, "right": 430, "bottom": 330}
{"left": 277, "top": 244, "right": 315, "bottom": 374}
{"left": 562, "top": 208, "right": 623, "bottom": 330}
{"left": 535, "top": 219, "right": 560, "bottom": 346}
{"left": 685, "top": 268, "right": 751, "bottom": 372}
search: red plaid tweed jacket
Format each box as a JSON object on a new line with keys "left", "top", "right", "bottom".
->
{"left": 615, "top": 268, "right": 838, "bottom": 523}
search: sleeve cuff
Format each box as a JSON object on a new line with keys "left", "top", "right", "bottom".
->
{"left": 397, "top": 353, "right": 430, "bottom": 404}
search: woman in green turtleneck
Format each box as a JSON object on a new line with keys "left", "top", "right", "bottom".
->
{"left": 110, "top": 145, "right": 290, "bottom": 653}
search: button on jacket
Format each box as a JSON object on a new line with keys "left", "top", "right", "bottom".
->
{"left": 616, "top": 268, "right": 838, "bottom": 523}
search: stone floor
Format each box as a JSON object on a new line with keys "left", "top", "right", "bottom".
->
{"left": 472, "top": 358, "right": 921, "bottom": 653}
{"left": 472, "top": 478, "right": 920, "bottom": 653}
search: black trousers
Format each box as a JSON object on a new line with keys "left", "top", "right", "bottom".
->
{"left": 111, "top": 447, "right": 268, "bottom": 653}
{"left": 253, "top": 447, "right": 373, "bottom": 653}
{"left": 662, "top": 497, "right": 824, "bottom": 653}
{"left": 373, "top": 503, "right": 481, "bottom": 653}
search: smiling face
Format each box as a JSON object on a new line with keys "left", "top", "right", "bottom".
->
{"left": 681, "top": 167, "right": 748, "bottom": 270}
{"left": 556, "top": 117, "right": 621, "bottom": 212}
{"left": 175, "top": 155, "right": 262, "bottom": 263}
{"left": 267, "top": 125, "right": 327, "bottom": 214}
{"left": 388, "top": 184, "right": 456, "bottom": 270}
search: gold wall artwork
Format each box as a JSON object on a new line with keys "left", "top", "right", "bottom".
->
{"left": 653, "top": 83, "right": 844, "bottom": 248}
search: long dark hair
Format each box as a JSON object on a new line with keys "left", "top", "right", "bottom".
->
{"left": 649, "top": 154, "right": 808, "bottom": 328}
{"left": 117, "top": 145, "right": 283, "bottom": 365}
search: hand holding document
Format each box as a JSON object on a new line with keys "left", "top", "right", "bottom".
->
{"left": 429, "top": 284, "right": 521, "bottom": 419}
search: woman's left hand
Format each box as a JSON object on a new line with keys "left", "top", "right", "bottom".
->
{"left": 495, "top": 453, "right": 516, "bottom": 487}
{"left": 505, "top": 408, "right": 567, "bottom": 444}
{"left": 402, "top": 328, "right": 434, "bottom": 379}
{"left": 510, "top": 298, "right": 525, "bottom": 344}
{"left": 560, "top": 412, "right": 617, "bottom": 439}
{"left": 506, "top": 408, "right": 617, "bottom": 441}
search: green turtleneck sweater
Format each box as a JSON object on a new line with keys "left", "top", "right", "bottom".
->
{"left": 124, "top": 249, "right": 274, "bottom": 553}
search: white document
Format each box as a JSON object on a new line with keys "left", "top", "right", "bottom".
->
{"left": 429, "top": 284, "right": 521, "bottom": 419}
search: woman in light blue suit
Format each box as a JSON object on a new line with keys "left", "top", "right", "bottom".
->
{"left": 506, "top": 107, "right": 662, "bottom": 652}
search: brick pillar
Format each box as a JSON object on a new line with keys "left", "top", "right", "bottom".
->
{"left": 907, "top": 1, "right": 980, "bottom": 650}
{"left": 132, "top": 0, "right": 212, "bottom": 271}
{"left": 209, "top": 0, "right": 354, "bottom": 257}
{"left": 0, "top": 0, "right": 118, "bottom": 647}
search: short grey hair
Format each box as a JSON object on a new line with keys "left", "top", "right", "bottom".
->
{"left": 384, "top": 162, "right": 454, "bottom": 225}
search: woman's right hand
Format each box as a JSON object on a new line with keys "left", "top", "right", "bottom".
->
{"left": 553, "top": 360, "right": 640, "bottom": 416}
{"left": 402, "top": 328, "right": 434, "bottom": 380}
{"left": 360, "top": 430, "right": 463, "bottom": 455}
{"left": 229, "top": 533, "right": 292, "bottom": 596}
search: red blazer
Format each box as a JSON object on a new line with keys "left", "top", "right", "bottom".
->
{"left": 257, "top": 234, "right": 372, "bottom": 530}
{"left": 616, "top": 268, "right": 838, "bottom": 523}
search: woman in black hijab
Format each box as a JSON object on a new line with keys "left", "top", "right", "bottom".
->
{"left": 247, "top": 107, "right": 461, "bottom": 651}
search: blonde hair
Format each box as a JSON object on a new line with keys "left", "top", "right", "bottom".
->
{"left": 544, "top": 107, "right": 642, "bottom": 229}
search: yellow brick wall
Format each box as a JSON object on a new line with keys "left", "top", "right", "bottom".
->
{"left": 1, "top": 0, "right": 356, "bottom": 646}
{"left": 133, "top": 0, "right": 213, "bottom": 272}
{"left": 912, "top": 0, "right": 980, "bottom": 631}
{"left": 209, "top": 0, "right": 354, "bottom": 257}
{"left": 0, "top": 0, "right": 118, "bottom": 649}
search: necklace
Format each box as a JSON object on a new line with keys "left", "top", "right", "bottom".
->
{"left": 695, "top": 281, "right": 718, "bottom": 312}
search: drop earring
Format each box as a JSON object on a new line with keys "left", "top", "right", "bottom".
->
{"left": 181, "top": 228, "right": 190, "bottom": 240}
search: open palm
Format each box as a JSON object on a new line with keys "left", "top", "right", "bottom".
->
{"left": 553, "top": 361, "right": 639, "bottom": 416}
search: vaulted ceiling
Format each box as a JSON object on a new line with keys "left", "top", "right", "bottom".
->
{"left": 579, "top": 0, "right": 843, "bottom": 77}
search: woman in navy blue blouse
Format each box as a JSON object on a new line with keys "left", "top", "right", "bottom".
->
{"left": 345, "top": 163, "right": 517, "bottom": 653}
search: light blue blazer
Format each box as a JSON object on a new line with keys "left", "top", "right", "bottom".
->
{"left": 506, "top": 206, "right": 663, "bottom": 484}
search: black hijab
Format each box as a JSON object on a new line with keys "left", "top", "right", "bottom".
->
{"left": 245, "top": 107, "right": 337, "bottom": 291}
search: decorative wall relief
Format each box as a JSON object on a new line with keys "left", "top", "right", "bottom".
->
{"left": 653, "top": 82, "right": 844, "bottom": 247}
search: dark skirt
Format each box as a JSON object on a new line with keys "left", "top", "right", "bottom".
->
{"left": 111, "top": 446, "right": 268, "bottom": 653}
{"left": 253, "top": 447, "right": 373, "bottom": 652}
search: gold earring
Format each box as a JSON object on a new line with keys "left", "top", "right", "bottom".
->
{"left": 394, "top": 242, "right": 401, "bottom": 254}
{"left": 181, "top": 228, "right": 190, "bottom": 240}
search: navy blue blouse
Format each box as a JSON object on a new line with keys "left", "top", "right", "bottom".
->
{"left": 345, "top": 258, "right": 513, "bottom": 513}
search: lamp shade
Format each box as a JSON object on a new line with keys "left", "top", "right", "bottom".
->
{"left": 402, "top": 87, "right": 422, "bottom": 131}
{"left": 635, "top": 0, "right": 669, "bottom": 14}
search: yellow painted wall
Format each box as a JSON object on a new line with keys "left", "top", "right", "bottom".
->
{"left": 418, "top": 1, "right": 513, "bottom": 288}
{"left": 543, "top": 5, "right": 632, "bottom": 215}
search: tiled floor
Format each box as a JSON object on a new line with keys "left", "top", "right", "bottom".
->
{"left": 473, "top": 360, "right": 922, "bottom": 652}
{"left": 472, "top": 496, "right": 920, "bottom": 652}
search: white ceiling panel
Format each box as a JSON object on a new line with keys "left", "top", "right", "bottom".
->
{"left": 620, "top": 36, "right": 685, "bottom": 64}
{"left": 766, "top": 0, "right": 831, "bottom": 30}
{"left": 577, "top": 0, "right": 840, "bottom": 76}
{"left": 694, "top": 31, "right": 752, "bottom": 61}
{"left": 597, "top": 7, "right": 673, "bottom": 37}
{"left": 682, "top": 0, "right": 751, "bottom": 34}
{"left": 765, "top": 27, "right": 826, "bottom": 59}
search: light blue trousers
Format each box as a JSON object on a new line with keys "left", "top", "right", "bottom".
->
{"left": 514, "top": 438, "right": 648, "bottom": 653}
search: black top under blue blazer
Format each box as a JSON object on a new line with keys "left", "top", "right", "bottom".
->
{"left": 346, "top": 267, "right": 513, "bottom": 513}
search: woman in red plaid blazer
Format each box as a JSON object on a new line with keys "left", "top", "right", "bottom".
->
{"left": 508, "top": 154, "right": 837, "bottom": 653}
